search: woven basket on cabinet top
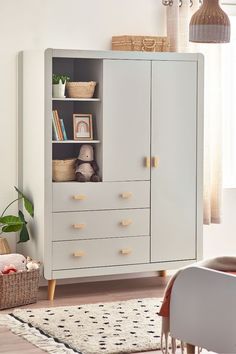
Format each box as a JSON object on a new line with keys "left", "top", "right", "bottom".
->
{"left": 112, "top": 35, "right": 170, "bottom": 52}
{"left": 66, "top": 81, "right": 96, "bottom": 98}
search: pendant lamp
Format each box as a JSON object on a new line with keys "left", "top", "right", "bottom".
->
{"left": 189, "top": 0, "right": 230, "bottom": 43}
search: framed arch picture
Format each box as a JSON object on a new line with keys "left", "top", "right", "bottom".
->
{"left": 73, "top": 114, "right": 93, "bottom": 140}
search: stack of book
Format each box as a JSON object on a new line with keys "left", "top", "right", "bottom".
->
{"left": 52, "top": 110, "right": 68, "bottom": 141}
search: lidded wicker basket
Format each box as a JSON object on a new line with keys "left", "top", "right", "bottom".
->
{"left": 112, "top": 35, "right": 170, "bottom": 52}
{"left": 0, "top": 269, "right": 40, "bottom": 310}
{"left": 52, "top": 158, "right": 76, "bottom": 182}
{"left": 66, "top": 81, "right": 96, "bottom": 98}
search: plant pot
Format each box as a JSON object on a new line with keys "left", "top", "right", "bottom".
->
{"left": 52, "top": 80, "right": 66, "bottom": 98}
{"left": 0, "top": 237, "right": 11, "bottom": 255}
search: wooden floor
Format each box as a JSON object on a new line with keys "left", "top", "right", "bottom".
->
{"left": 0, "top": 276, "right": 168, "bottom": 354}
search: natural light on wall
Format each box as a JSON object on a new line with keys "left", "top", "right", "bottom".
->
{"left": 222, "top": 14, "right": 236, "bottom": 187}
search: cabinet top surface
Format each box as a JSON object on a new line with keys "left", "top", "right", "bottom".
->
{"left": 43, "top": 48, "right": 203, "bottom": 62}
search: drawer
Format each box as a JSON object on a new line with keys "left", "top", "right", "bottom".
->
{"left": 53, "top": 181, "right": 150, "bottom": 212}
{"left": 52, "top": 236, "right": 150, "bottom": 270}
{"left": 53, "top": 209, "right": 150, "bottom": 241}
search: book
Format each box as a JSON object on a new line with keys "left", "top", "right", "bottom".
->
{"left": 60, "top": 119, "right": 68, "bottom": 140}
{"left": 52, "top": 112, "right": 59, "bottom": 140}
{"left": 53, "top": 110, "right": 63, "bottom": 140}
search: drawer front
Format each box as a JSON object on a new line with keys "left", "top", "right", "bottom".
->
{"left": 52, "top": 236, "right": 150, "bottom": 270}
{"left": 53, "top": 209, "right": 150, "bottom": 241}
{"left": 52, "top": 181, "right": 150, "bottom": 212}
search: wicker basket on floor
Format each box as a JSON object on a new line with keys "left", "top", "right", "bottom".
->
{"left": 0, "top": 269, "right": 40, "bottom": 310}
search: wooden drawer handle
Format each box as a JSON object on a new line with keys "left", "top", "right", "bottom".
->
{"left": 73, "top": 194, "right": 87, "bottom": 201}
{"left": 73, "top": 223, "right": 86, "bottom": 229}
{"left": 73, "top": 251, "right": 86, "bottom": 257}
{"left": 120, "top": 219, "right": 133, "bottom": 226}
{"left": 120, "top": 248, "right": 132, "bottom": 255}
{"left": 120, "top": 192, "right": 133, "bottom": 199}
{"left": 152, "top": 156, "right": 159, "bottom": 168}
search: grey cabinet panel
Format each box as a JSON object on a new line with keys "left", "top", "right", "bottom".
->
{"left": 103, "top": 59, "right": 151, "bottom": 182}
{"left": 151, "top": 61, "right": 197, "bottom": 262}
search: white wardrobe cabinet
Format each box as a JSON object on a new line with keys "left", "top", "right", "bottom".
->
{"left": 19, "top": 49, "right": 203, "bottom": 300}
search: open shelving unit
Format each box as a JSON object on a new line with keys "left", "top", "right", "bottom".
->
{"left": 51, "top": 57, "right": 103, "bottom": 182}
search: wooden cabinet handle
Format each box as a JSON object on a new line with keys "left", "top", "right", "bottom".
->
{"left": 73, "top": 251, "right": 85, "bottom": 257}
{"left": 73, "top": 194, "right": 87, "bottom": 200}
{"left": 73, "top": 223, "right": 86, "bottom": 229}
{"left": 145, "top": 157, "right": 150, "bottom": 168}
{"left": 152, "top": 156, "right": 159, "bottom": 168}
{"left": 120, "top": 219, "right": 133, "bottom": 226}
{"left": 120, "top": 248, "right": 132, "bottom": 255}
{"left": 120, "top": 192, "right": 133, "bottom": 199}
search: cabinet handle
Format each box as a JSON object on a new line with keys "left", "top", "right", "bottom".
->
{"left": 120, "top": 219, "right": 133, "bottom": 226}
{"left": 73, "top": 251, "right": 86, "bottom": 257}
{"left": 120, "top": 192, "right": 133, "bottom": 199}
{"left": 152, "top": 156, "right": 159, "bottom": 168}
{"left": 145, "top": 157, "right": 150, "bottom": 168}
{"left": 73, "top": 223, "right": 86, "bottom": 229}
{"left": 73, "top": 194, "right": 87, "bottom": 201}
{"left": 120, "top": 248, "right": 132, "bottom": 255}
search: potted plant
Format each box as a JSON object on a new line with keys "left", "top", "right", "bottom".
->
{"left": 0, "top": 187, "right": 34, "bottom": 253}
{"left": 52, "top": 74, "right": 70, "bottom": 98}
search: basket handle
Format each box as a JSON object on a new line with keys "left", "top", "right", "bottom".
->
{"left": 141, "top": 38, "right": 157, "bottom": 52}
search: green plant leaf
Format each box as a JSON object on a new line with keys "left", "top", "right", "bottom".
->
{"left": 18, "top": 224, "right": 30, "bottom": 243}
{"left": 14, "top": 186, "right": 34, "bottom": 217}
{"left": 0, "top": 215, "right": 24, "bottom": 233}
{"left": 2, "top": 224, "right": 23, "bottom": 232}
{"left": 0, "top": 215, "right": 23, "bottom": 225}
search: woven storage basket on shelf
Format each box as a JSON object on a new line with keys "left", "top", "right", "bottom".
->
{"left": 52, "top": 158, "right": 76, "bottom": 182}
{"left": 112, "top": 35, "right": 170, "bottom": 52}
{"left": 66, "top": 81, "right": 96, "bottom": 98}
{"left": 0, "top": 269, "right": 40, "bottom": 310}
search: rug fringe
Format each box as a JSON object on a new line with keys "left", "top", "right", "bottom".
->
{"left": 0, "top": 314, "right": 76, "bottom": 353}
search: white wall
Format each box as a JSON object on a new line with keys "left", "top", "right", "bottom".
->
{"left": 0, "top": 0, "right": 235, "bottom": 262}
{"left": 0, "top": 0, "right": 165, "bottom": 252}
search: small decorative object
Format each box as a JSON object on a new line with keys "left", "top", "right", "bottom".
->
{"left": 26, "top": 256, "right": 40, "bottom": 270}
{"left": 52, "top": 158, "right": 76, "bottom": 182}
{"left": 0, "top": 237, "right": 11, "bottom": 255}
{"left": 112, "top": 35, "right": 170, "bottom": 52}
{"left": 0, "top": 187, "right": 34, "bottom": 243}
{"left": 189, "top": 0, "right": 230, "bottom": 43}
{"left": 73, "top": 114, "right": 93, "bottom": 140}
{"left": 0, "top": 253, "right": 27, "bottom": 272}
{"left": 1, "top": 264, "right": 17, "bottom": 275}
{"left": 75, "top": 144, "right": 100, "bottom": 182}
{"left": 52, "top": 74, "right": 70, "bottom": 98}
{"left": 66, "top": 81, "right": 96, "bottom": 98}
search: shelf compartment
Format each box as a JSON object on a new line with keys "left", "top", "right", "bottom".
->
{"left": 52, "top": 98, "right": 101, "bottom": 102}
{"left": 52, "top": 140, "right": 101, "bottom": 144}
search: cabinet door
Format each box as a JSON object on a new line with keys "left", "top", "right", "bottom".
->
{"left": 151, "top": 61, "right": 197, "bottom": 262}
{"left": 103, "top": 60, "right": 151, "bottom": 182}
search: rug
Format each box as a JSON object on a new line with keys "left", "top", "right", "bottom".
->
{"left": 0, "top": 298, "right": 162, "bottom": 354}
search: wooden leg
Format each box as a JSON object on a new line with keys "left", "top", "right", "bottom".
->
{"left": 158, "top": 270, "right": 167, "bottom": 277}
{"left": 186, "top": 343, "right": 195, "bottom": 354}
{"left": 48, "top": 279, "right": 56, "bottom": 301}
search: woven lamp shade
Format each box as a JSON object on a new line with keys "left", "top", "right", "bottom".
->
{"left": 189, "top": 0, "right": 230, "bottom": 43}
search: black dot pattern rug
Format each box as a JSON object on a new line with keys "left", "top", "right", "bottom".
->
{"left": 2, "top": 298, "right": 162, "bottom": 354}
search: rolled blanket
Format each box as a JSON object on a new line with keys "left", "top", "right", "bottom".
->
{"left": 159, "top": 257, "right": 236, "bottom": 354}
{"left": 0, "top": 253, "right": 27, "bottom": 272}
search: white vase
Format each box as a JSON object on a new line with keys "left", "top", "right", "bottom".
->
{"left": 52, "top": 79, "right": 66, "bottom": 98}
